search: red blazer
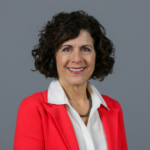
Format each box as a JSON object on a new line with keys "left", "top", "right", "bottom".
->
{"left": 13, "top": 90, "right": 128, "bottom": 150}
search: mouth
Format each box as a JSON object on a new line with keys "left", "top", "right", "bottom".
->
{"left": 67, "top": 67, "right": 86, "bottom": 74}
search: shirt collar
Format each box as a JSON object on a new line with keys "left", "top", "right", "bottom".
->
{"left": 48, "top": 79, "right": 109, "bottom": 110}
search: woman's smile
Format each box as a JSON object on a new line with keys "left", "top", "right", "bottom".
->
{"left": 68, "top": 67, "right": 86, "bottom": 74}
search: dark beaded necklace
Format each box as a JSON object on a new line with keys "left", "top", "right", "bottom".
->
{"left": 69, "top": 88, "right": 92, "bottom": 118}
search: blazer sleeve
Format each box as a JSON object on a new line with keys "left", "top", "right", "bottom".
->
{"left": 13, "top": 95, "right": 44, "bottom": 150}
{"left": 117, "top": 101, "right": 128, "bottom": 150}
{"left": 102, "top": 95, "right": 128, "bottom": 150}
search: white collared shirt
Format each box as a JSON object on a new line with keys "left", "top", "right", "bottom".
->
{"left": 48, "top": 79, "right": 108, "bottom": 150}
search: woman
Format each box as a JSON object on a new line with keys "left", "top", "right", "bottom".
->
{"left": 14, "top": 11, "right": 128, "bottom": 150}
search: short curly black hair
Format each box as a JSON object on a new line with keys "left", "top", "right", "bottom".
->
{"left": 32, "top": 10, "right": 115, "bottom": 81}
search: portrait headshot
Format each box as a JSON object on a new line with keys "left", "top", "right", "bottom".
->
{"left": 0, "top": 1, "right": 150, "bottom": 150}
{"left": 13, "top": 10, "right": 127, "bottom": 150}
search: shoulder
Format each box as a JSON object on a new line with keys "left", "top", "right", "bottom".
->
{"left": 89, "top": 82, "right": 122, "bottom": 110}
{"left": 18, "top": 90, "right": 48, "bottom": 114}
{"left": 101, "top": 94, "right": 122, "bottom": 110}
{"left": 14, "top": 90, "right": 48, "bottom": 149}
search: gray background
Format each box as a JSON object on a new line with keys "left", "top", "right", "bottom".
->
{"left": 0, "top": 0, "right": 150, "bottom": 149}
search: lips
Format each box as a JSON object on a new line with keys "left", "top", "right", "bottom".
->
{"left": 67, "top": 67, "right": 86, "bottom": 74}
{"left": 69, "top": 68, "right": 84, "bottom": 71}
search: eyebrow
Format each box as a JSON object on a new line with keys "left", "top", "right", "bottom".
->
{"left": 60, "top": 44, "right": 94, "bottom": 49}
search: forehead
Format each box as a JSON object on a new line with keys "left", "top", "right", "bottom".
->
{"left": 62, "top": 30, "right": 94, "bottom": 46}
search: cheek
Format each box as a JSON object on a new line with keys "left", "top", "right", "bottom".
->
{"left": 88, "top": 54, "right": 96, "bottom": 67}
{"left": 56, "top": 55, "right": 68, "bottom": 68}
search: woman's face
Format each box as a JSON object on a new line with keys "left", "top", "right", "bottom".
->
{"left": 55, "top": 30, "right": 96, "bottom": 86}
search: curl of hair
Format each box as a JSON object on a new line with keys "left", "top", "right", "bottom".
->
{"left": 32, "top": 10, "right": 115, "bottom": 81}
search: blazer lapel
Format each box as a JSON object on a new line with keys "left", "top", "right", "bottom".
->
{"left": 44, "top": 102, "right": 80, "bottom": 150}
{"left": 42, "top": 87, "right": 80, "bottom": 150}
{"left": 98, "top": 104, "right": 119, "bottom": 150}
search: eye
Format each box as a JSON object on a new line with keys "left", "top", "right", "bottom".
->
{"left": 83, "top": 48, "right": 90, "bottom": 51}
{"left": 62, "top": 48, "right": 71, "bottom": 52}
{"left": 82, "top": 48, "right": 90, "bottom": 52}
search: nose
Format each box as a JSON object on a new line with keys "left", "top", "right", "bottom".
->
{"left": 71, "top": 49, "right": 83, "bottom": 63}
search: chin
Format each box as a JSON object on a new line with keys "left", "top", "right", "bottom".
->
{"left": 68, "top": 78, "right": 88, "bottom": 86}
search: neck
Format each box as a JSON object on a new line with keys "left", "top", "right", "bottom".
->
{"left": 58, "top": 79, "right": 90, "bottom": 103}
